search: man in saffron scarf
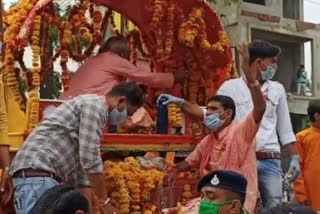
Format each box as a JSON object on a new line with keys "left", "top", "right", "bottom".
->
{"left": 162, "top": 45, "right": 266, "bottom": 214}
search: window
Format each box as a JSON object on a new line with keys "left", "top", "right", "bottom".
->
{"left": 283, "top": 0, "right": 300, "bottom": 19}
{"left": 243, "top": 0, "right": 266, "bottom": 5}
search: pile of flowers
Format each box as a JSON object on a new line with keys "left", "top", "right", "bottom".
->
{"left": 103, "top": 157, "right": 165, "bottom": 214}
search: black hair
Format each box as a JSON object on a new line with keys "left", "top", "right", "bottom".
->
{"left": 307, "top": 99, "right": 320, "bottom": 122}
{"left": 225, "top": 190, "right": 245, "bottom": 206}
{"left": 99, "top": 36, "right": 130, "bottom": 58}
{"left": 259, "top": 202, "right": 316, "bottom": 214}
{"left": 300, "top": 64, "right": 305, "bottom": 68}
{"left": 248, "top": 40, "right": 281, "bottom": 64}
{"left": 108, "top": 82, "right": 144, "bottom": 107}
{"left": 33, "top": 185, "right": 89, "bottom": 214}
{"left": 208, "top": 95, "right": 236, "bottom": 120}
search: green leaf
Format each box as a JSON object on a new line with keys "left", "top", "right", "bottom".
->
{"left": 80, "top": 38, "right": 89, "bottom": 49}
{"left": 18, "top": 77, "right": 27, "bottom": 94}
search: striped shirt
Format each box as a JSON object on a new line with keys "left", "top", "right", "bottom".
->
{"left": 10, "top": 95, "right": 108, "bottom": 184}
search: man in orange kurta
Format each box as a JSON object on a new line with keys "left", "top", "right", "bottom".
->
{"left": 294, "top": 99, "right": 320, "bottom": 211}
{"left": 163, "top": 45, "right": 265, "bottom": 214}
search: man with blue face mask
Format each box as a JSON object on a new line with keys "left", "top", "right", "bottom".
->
{"left": 162, "top": 45, "right": 266, "bottom": 213}
{"left": 9, "top": 83, "right": 144, "bottom": 214}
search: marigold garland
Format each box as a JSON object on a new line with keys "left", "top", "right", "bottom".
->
{"left": 104, "top": 157, "right": 164, "bottom": 214}
{"left": 27, "top": 89, "right": 40, "bottom": 131}
{"left": 151, "top": 0, "right": 167, "bottom": 60}
{"left": 31, "top": 15, "right": 41, "bottom": 87}
{"left": 168, "top": 104, "right": 182, "bottom": 128}
{"left": 2, "top": 0, "right": 39, "bottom": 111}
{"left": 3, "top": 0, "right": 39, "bottom": 48}
{"left": 178, "top": 8, "right": 202, "bottom": 48}
{"left": 164, "top": 0, "right": 175, "bottom": 68}
{"left": 3, "top": 50, "right": 25, "bottom": 110}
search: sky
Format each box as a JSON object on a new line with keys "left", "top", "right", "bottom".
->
{"left": 304, "top": 0, "right": 320, "bottom": 24}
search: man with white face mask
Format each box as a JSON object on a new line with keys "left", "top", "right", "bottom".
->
{"left": 9, "top": 83, "right": 144, "bottom": 214}
{"left": 162, "top": 45, "right": 266, "bottom": 214}
{"left": 217, "top": 40, "right": 300, "bottom": 209}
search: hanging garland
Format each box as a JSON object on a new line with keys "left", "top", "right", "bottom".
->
{"left": 150, "top": 0, "right": 167, "bottom": 61}
{"left": 25, "top": 14, "right": 42, "bottom": 131}
{"left": 2, "top": 0, "right": 39, "bottom": 111}
{"left": 2, "top": 0, "right": 111, "bottom": 129}
{"left": 168, "top": 104, "right": 182, "bottom": 128}
{"left": 31, "top": 15, "right": 41, "bottom": 87}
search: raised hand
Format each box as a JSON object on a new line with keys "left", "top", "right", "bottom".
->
{"left": 238, "top": 44, "right": 259, "bottom": 84}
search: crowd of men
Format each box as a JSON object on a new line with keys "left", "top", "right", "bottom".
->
{"left": 0, "top": 36, "right": 319, "bottom": 214}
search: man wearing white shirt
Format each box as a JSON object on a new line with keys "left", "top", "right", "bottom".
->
{"left": 163, "top": 40, "right": 300, "bottom": 209}
{"left": 218, "top": 40, "right": 300, "bottom": 208}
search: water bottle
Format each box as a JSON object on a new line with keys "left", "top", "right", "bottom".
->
{"left": 157, "top": 97, "right": 169, "bottom": 134}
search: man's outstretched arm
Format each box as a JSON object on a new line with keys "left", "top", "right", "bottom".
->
{"left": 157, "top": 94, "right": 204, "bottom": 121}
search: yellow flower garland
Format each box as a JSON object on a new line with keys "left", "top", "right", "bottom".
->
{"left": 168, "top": 104, "right": 182, "bottom": 128}
{"left": 104, "top": 158, "right": 164, "bottom": 214}
{"left": 3, "top": 0, "right": 39, "bottom": 111}
{"left": 27, "top": 89, "right": 40, "bottom": 132}
{"left": 3, "top": 49, "right": 25, "bottom": 110}
{"left": 178, "top": 8, "right": 230, "bottom": 53}
{"left": 26, "top": 14, "right": 42, "bottom": 131}
{"left": 31, "top": 15, "right": 41, "bottom": 87}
